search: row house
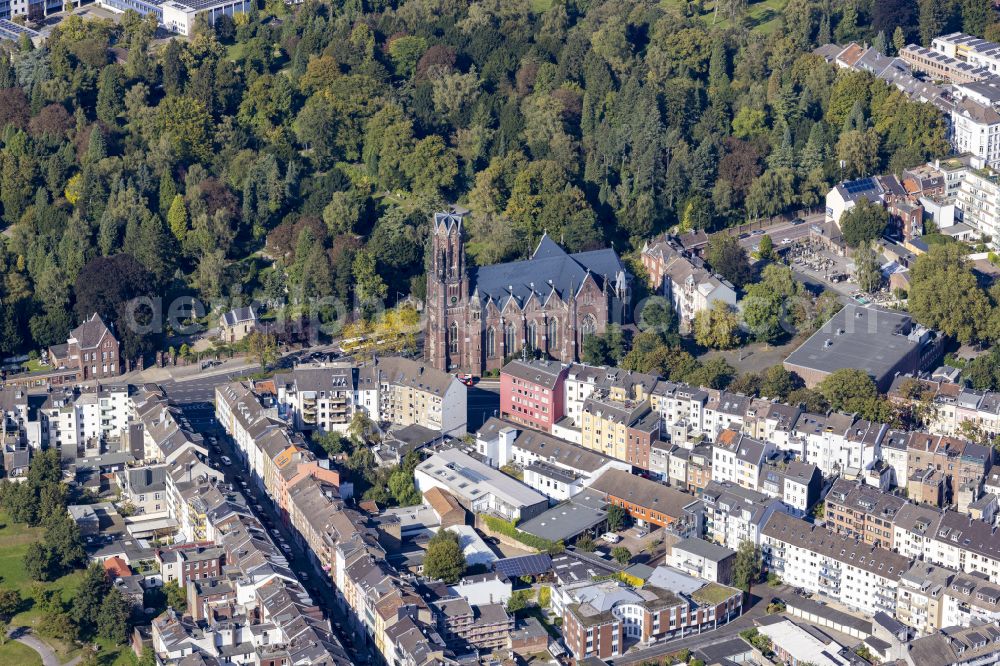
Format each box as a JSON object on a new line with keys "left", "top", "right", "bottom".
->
{"left": 907, "top": 622, "right": 1000, "bottom": 666}
{"left": 215, "top": 382, "right": 345, "bottom": 524}
{"left": 134, "top": 387, "right": 207, "bottom": 464}
{"left": 156, "top": 544, "right": 225, "bottom": 589}
{"left": 897, "top": 562, "right": 954, "bottom": 636}
{"left": 702, "top": 480, "right": 790, "bottom": 550}
{"left": 286, "top": 475, "right": 342, "bottom": 575}
{"left": 824, "top": 478, "right": 907, "bottom": 548}
{"left": 901, "top": 561, "right": 1000, "bottom": 636}
{"left": 907, "top": 432, "right": 992, "bottom": 512}
{"left": 710, "top": 428, "right": 773, "bottom": 491}
{"left": 793, "top": 411, "right": 883, "bottom": 478}
{"left": 562, "top": 363, "right": 659, "bottom": 430}
{"left": 654, "top": 442, "right": 714, "bottom": 494}
{"left": 474, "top": 417, "right": 630, "bottom": 501}
{"left": 580, "top": 388, "right": 661, "bottom": 470}
{"left": 165, "top": 450, "right": 225, "bottom": 543}
{"left": 756, "top": 458, "right": 821, "bottom": 516}
{"left": 892, "top": 506, "right": 1000, "bottom": 584}
{"left": 761, "top": 512, "right": 912, "bottom": 617}
{"left": 702, "top": 391, "right": 750, "bottom": 440}
{"left": 649, "top": 381, "right": 709, "bottom": 436}
{"left": 889, "top": 377, "right": 1000, "bottom": 441}
{"left": 881, "top": 429, "right": 913, "bottom": 491}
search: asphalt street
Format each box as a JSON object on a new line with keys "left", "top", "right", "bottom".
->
{"left": 171, "top": 395, "right": 372, "bottom": 662}
{"left": 160, "top": 356, "right": 498, "bottom": 661}
{"left": 735, "top": 212, "right": 826, "bottom": 251}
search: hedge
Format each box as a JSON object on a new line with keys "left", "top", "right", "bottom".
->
{"left": 482, "top": 515, "right": 564, "bottom": 554}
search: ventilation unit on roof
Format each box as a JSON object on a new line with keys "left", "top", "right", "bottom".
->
{"left": 824, "top": 340, "right": 833, "bottom": 348}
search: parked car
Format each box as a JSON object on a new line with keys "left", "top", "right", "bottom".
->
{"left": 600, "top": 532, "right": 621, "bottom": 544}
{"left": 221, "top": 455, "right": 232, "bottom": 466}
{"left": 270, "top": 529, "right": 281, "bottom": 537}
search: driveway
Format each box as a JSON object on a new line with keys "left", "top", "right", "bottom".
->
{"left": 7, "top": 627, "right": 81, "bottom": 666}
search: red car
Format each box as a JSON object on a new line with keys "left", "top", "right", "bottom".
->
{"left": 456, "top": 373, "right": 476, "bottom": 386}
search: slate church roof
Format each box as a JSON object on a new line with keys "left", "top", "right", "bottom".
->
{"left": 471, "top": 233, "right": 627, "bottom": 309}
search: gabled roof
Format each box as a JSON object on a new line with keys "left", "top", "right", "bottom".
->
{"left": 221, "top": 306, "right": 257, "bottom": 327}
{"left": 69, "top": 313, "right": 114, "bottom": 349}
{"left": 472, "top": 234, "right": 626, "bottom": 309}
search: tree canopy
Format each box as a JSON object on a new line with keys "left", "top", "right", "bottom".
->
{"left": 0, "top": 0, "right": 954, "bottom": 362}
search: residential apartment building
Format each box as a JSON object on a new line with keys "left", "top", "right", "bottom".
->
{"left": 825, "top": 478, "right": 907, "bottom": 548}
{"left": 641, "top": 235, "right": 736, "bottom": 331}
{"left": 702, "top": 481, "right": 789, "bottom": 550}
{"left": 957, "top": 159, "right": 1000, "bottom": 243}
{"left": 560, "top": 568, "right": 742, "bottom": 661}
{"left": 579, "top": 389, "right": 660, "bottom": 470}
{"left": 711, "top": 429, "right": 773, "bottom": 491}
{"left": 499, "top": 358, "right": 567, "bottom": 432}
{"left": 667, "top": 538, "right": 736, "bottom": 585}
{"left": 274, "top": 363, "right": 363, "bottom": 433}
{"left": 907, "top": 622, "right": 1000, "bottom": 666}
{"left": 375, "top": 356, "right": 467, "bottom": 437}
{"left": 907, "top": 432, "right": 992, "bottom": 511}
{"left": 761, "top": 512, "right": 911, "bottom": 617}
{"left": 757, "top": 458, "right": 821, "bottom": 516}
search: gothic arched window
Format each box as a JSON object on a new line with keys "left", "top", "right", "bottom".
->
{"left": 526, "top": 321, "right": 537, "bottom": 350}
{"left": 486, "top": 327, "right": 496, "bottom": 358}
{"left": 503, "top": 322, "right": 517, "bottom": 355}
{"left": 581, "top": 315, "right": 597, "bottom": 340}
{"left": 547, "top": 318, "right": 558, "bottom": 350}
{"left": 448, "top": 321, "right": 458, "bottom": 355}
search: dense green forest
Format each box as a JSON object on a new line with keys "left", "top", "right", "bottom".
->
{"left": 0, "top": 0, "right": 977, "bottom": 359}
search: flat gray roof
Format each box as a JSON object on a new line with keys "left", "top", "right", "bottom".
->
{"left": 784, "top": 305, "right": 924, "bottom": 383}
{"left": 518, "top": 496, "right": 608, "bottom": 542}
{"left": 672, "top": 537, "right": 736, "bottom": 562}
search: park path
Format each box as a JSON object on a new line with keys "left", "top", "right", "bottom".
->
{"left": 7, "top": 627, "right": 82, "bottom": 666}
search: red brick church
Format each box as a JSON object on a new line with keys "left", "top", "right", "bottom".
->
{"left": 425, "top": 209, "right": 632, "bottom": 374}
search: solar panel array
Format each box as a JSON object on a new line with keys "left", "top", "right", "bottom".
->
{"left": 493, "top": 553, "right": 553, "bottom": 578}
{"left": 843, "top": 178, "right": 877, "bottom": 194}
{"left": 0, "top": 19, "right": 39, "bottom": 40}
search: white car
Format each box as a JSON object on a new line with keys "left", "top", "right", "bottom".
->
{"left": 221, "top": 455, "right": 232, "bottom": 466}
{"left": 600, "top": 532, "right": 621, "bottom": 544}
{"left": 781, "top": 238, "right": 792, "bottom": 245}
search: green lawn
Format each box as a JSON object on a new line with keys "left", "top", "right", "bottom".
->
{"left": 0, "top": 639, "right": 44, "bottom": 666}
{"left": 661, "top": 0, "right": 789, "bottom": 34}
{"left": 19, "top": 359, "right": 48, "bottom": 374}
{"left": 0, "top": 511, "right": 88, "bottom": 662}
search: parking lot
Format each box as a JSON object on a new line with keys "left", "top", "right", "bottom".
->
{"left": 595, "top": 525, "right": 665, "bottom": 565}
